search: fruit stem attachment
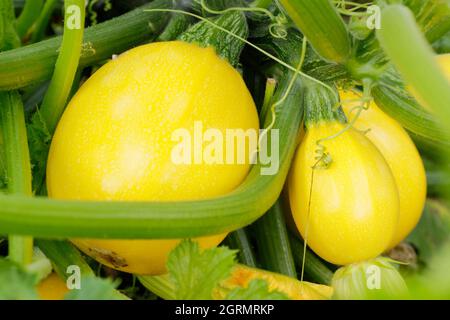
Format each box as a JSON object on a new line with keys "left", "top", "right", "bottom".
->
{"left": 304, "top": 81, "right": 345, "bottom": 128}
{"left": 179, "top": 10, "right": 249, "bottom": 67}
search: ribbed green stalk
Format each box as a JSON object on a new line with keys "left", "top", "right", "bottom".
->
{"left": 253, "top": 199, "right": 297, "bottom": 278}
{"left": 37, "top": 239, "right": 128, "bottom": 300}
{"left": 179, "top": 11, "right": 248, "bottom": 68}
{"left": 304, "top": 80, "right": 346, "bottom": 127}
{"left": 16, "top": 0, "right": 44, "bottom": 38}
{"left": 157, "top": 13, "right": 192, "bottom": 42}
{"left": 39, "top": 0, "right": 85, "bottom": 134}
{"left": 278, "top": 0, "right": 351, "bottom": 63}
{"left": 30, "top": 0, "right": 59, "bottom": 43}
{"left": 0, "top": 1, "right": 33, "bottom": 266}
{"left": 0, "top": 91, "right": 33, "bottom": 265}
{"left": 138, "top": 274, "right": 175, "bottom": 300}
{"left": 225, "top": 229, "right": 258, "bottom": 267}
{"left": 377, "top": 4, "right": 450, "bottom": 140}
{"left": 372, "top": 83, "right": 448, "bottom": 145}
{"left": 0, "top": 0, "right": 21, "bottom": 50}
{"left": 36, "top": 239, "right": 94, "bottom": 278}
{"left": 0, "top": 0, "right": 172, "bottom": 90}
{"left": 391, "top": 0, "right": 450, "bottom": 44}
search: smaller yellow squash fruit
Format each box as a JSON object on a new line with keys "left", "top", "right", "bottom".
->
{"left": 289, "top": 121, "right": 400, "bottom": 265}
{"left": 340, "top": 90, "right": 426, "bottom": 248}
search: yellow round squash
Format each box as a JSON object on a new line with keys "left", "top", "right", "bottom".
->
{"left": 47, "top": 41, "right": 259, "bottom": 275}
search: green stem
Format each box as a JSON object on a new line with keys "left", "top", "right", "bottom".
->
{"left": 304, "top": 80, "right": 345, "bottom": 127}
{"left": 288, "top": 233, "right": 334, "bottom": 285}
{"left": 16, "top": 0, "right": 44, "bottom": 38}
{"left": 25, "top": 247, "right": 53, "bottom": 282}
{"left": 138, "top": 274, "right": 175, "bottom": 300}
{"left": 377, "top": 4, "right": 450, "bottom": 139}
{"left": 278, "top": 0, "right": 351, "bottom": 63}
{"left": 225, "top": 229, "right": 258, "bottom": 267}
{"left": 37, "top": 239, "right": 128, "bottom": 300}
{"left": 36, "top": 239, "right": 94, "bottom": 278}
{"left": 30, "top": 0, "right": 59, "bottom": 43}
{"left": 253, "top": 199, "right": 297, "bottom": 278}
{"left": 0, "top": 0, "right": 21, "bottom": 50}
{"left": 40, "top": 0, "right": 85, "bottom": 134}
{"left": 0, "top": 91, "right": 33, "bottom": 265}
{"left": 1, "top": 0, "right": 33, "bottom": 266}
{"left": 179, "top": 11, "right": 248, "bottom": 68}
{"left": 260, "top": 77, "right": 277, "bottom": 124}
{"left": 0, "top": 0, "right": 172, "bottom": 90}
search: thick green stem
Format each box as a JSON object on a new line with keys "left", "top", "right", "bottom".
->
{"left": 225, "top": 229, "right": 258, "bottom": 267}
{"left": 30, "top": 0, "right": 58, "bottom": 43}
{"left": 37, "top": 239, "right": 128, "bottom": 300}
{"left": 36, "top": 239, "right": 94, "bottom": 278}
{"left": 0, "top": 2, "right": 33, "bottom": 266}
{"left": 0, "top": 0, "right": 21, "bottom": 50}
{"left": 253, "top": 199, "right": 297, "bottom": 278}
{"left": 0, "top": 93, "right": 30, "bottom": 195}
{"left": 39, "top": 0, "right": 85, "bottom": 134}
{"left": 0, "top": 91, "right": 33, "bottom": 265}
{"left": 179, "top": 11, "right": 248, "bottom": 68}
{"left": 278, "top": 0, "right": 351, "bottom": 63}
{"left": 377, "top": 4, "right": 450, "bottom": 139}
{"left": 16, "top": 0, "right": 44, "bottom": 38}
{"left": 138, "top": 274, "right": 175, "bottom": 300}
{"left": 304, "top": 80, "right": 345, "bottom": 127}
{"left": 0, "top": 0, "right": 172, "bottom": 90}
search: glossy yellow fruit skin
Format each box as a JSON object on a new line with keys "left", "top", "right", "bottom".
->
{"left": 47, "top": 41, "right": 259, "bottom": 275}
{"left": 38, "top": 273, "right": 69, "bottom": 300}
{"left": 288, "top": 122, "right": 399, "bottom": 265}
{"left": 340, "top": 90, "right": 427, "bottom": 248}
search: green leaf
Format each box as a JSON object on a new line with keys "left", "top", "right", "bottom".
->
{"left": 64, "top": 276, "right": 123, "bottom": 300}
{"left": 27, "top": 110, "right": 52, "bottom": 194}
{"left": 225, "top": 279, "right": 289, "bottom": 300}
{"left": 407, "top": 200, "right": 450, "bottom": 265}
{"left": 0, "top": 258, "right": 39, "bottom": 300}
{"left": 167, "top": 240, "right": 237, "bottom": 300}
